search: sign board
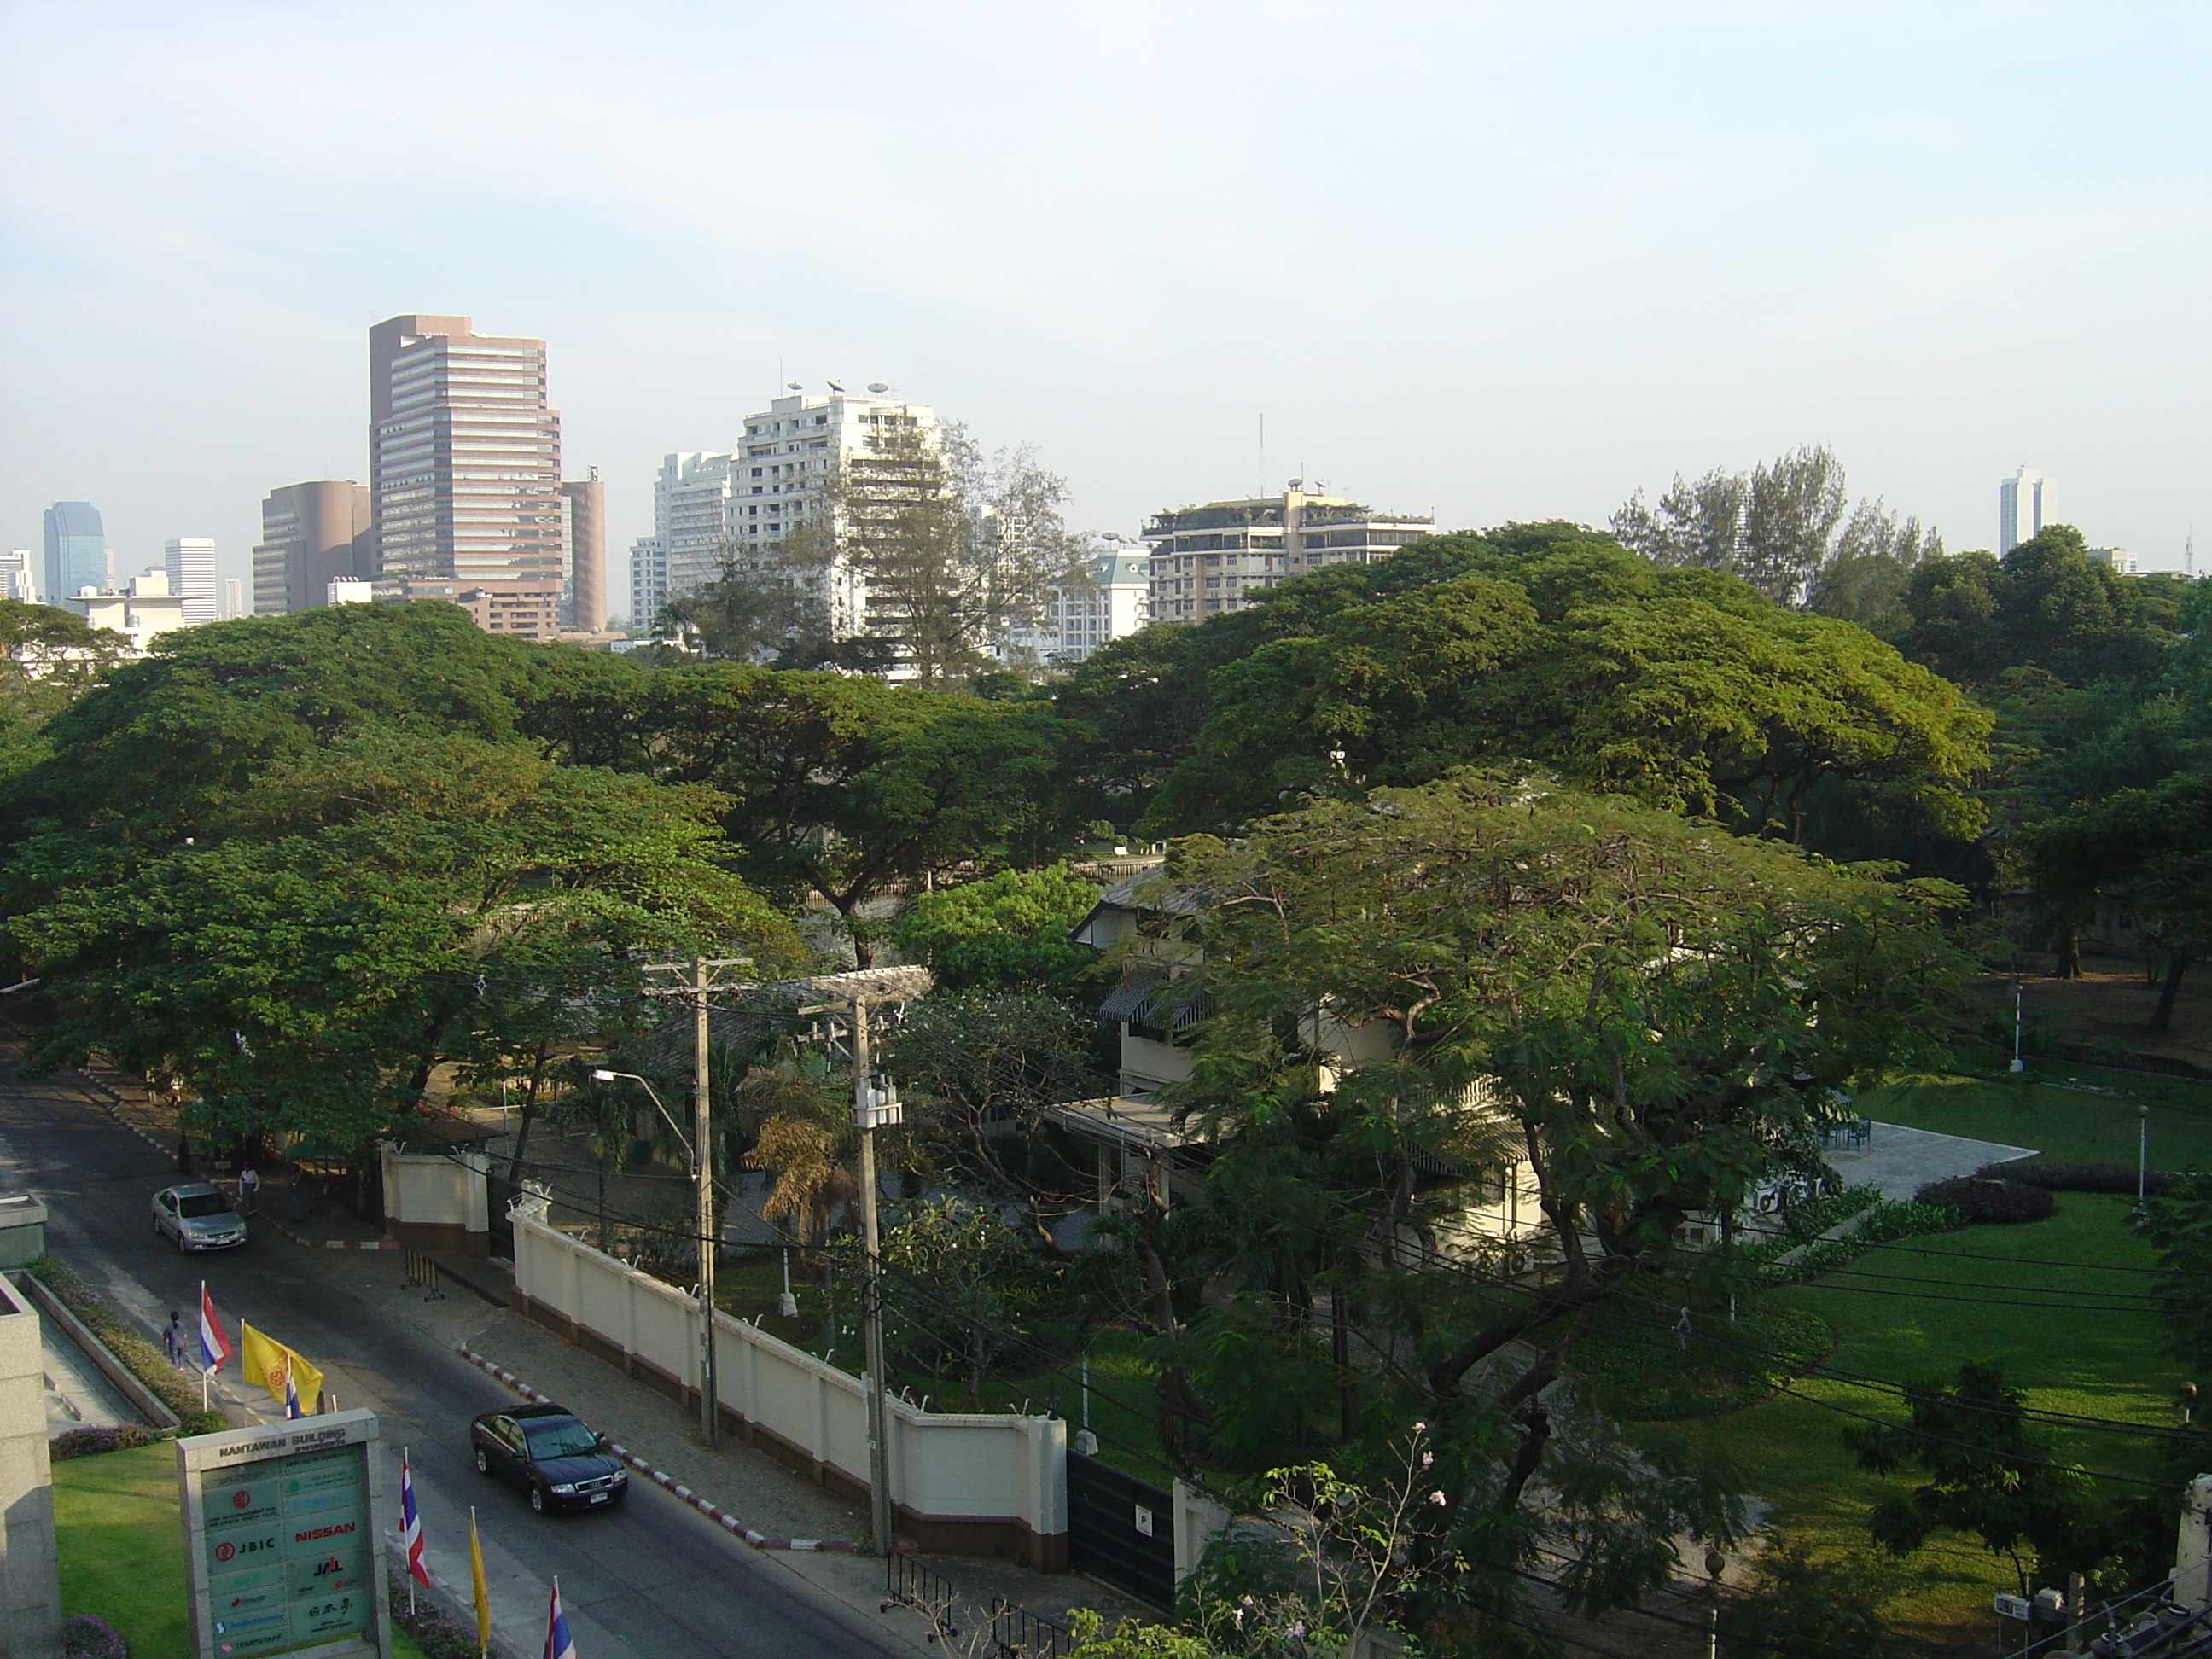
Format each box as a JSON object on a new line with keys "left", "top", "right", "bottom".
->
{"left": 176, "top": 1409, "right": 393, "bottom": 1659}
{"left": 1994, "top": 1593, "right": 2033, "bottom": 1621}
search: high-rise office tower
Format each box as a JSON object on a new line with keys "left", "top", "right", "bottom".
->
{"left": 253, "top": 481, "right": 372, "bottom": 615}
{"left": 558, "top": 473, "right": 606, "bottom": 632}
{"left": 43, "top": 502, "right": 107, "bottom": 600}
{"left": 369, "top": 314, "right": 562, "bottom": 597}
{"left": 1999, "top": 466, "right": 2058, "bottom": 554}
{"left": 163, "top": 537, "right": 218, "bottom": 625}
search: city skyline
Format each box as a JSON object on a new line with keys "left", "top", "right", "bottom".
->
{"left": 3, "top": 5, "right": 2208, "bottom": 602}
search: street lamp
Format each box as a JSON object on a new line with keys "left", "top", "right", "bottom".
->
{"left": 593, "top": 1068, "right": 719, "bottom": 1441}
{"left": 2138, "top": 1103, "right": 2151, "bottom": 1218}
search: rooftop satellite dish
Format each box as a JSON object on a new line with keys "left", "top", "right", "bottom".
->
{"left": 786, "top": 381, "right": 802, "bottom": 391}
{"left": 867, "top": 382, "right": 889, "bottom": 393}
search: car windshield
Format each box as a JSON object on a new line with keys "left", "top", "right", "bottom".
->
{"left": 522, "top": 1419, "right": 599, "bottom": 1459}
{"left": 177, "top": 1194, "right": 232, "bottom": 1219}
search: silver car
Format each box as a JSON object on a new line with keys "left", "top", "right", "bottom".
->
{"left": 151, "top": 1183, "right": 247, "bottom": 1251}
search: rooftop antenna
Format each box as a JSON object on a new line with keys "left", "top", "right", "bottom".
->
{"left": 1258, "top": 413, "right": 1266, "bottom": 502}
{"left": 2188, "top": 529, "right": 2196, "bottom": 579}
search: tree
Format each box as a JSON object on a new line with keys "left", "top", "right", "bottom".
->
{"left": 2029, "top": 769, "right": 2212, "bottom": 1024}
{"left": 528, "top": 661, "right": 1086, "bottom": 961}
{"left": 0, "top": 598, "right": 131, "bottom": 778}
{"left": 1127, "top": 535, "right": 1989, "bottom": 848}
{"left": 2144, "top": 1174, "right": 2212, "bottom": 1374}
{"left": 880, "top": 1195, "right": 1042, "bottom": 1405}
{"left": 659, "top": 555, "right": 830, "bottom": 663}
{"left": 890, "top": 864, "right": 1103, "bottom": 990}
{"left": 1844, "top": 1362, "right": 2105, "bottom": 1597}
{"left": 781, "top": 420, "right": 1086, "bottom": 687}
{"left": 1120, "top": 770, "right": 1959, "bottom": 1618}
{"left": 1612, "top": 445, "right": 1941, "bottom": 608}
{"left": 5, "top": 730, "right": 800, "bottom": 1149}
{"left": 884, "top": 988, "right": 1107, "bottom": 1253}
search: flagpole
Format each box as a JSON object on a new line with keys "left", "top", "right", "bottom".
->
{"left": 405, "top": 1447, "right": 416, "bottom": 1618}
{"left": 199, "top": 1282, "right": 207, "bottom": 1412}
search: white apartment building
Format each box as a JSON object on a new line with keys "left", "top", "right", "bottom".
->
{"left": 728, "top": 387, "right": 937, "bottom": 642}
{"left": 58, "top": 569, "right": 191, "bottom": 655}
{"left": 638, "top": 387, "right": 940, "bottom": 650}
{"left": 2087, "top": 546, "right": 2137, "bottom": 574}
{"left": 163, "top": 538, "right": 218, "bottom": 625}
{"left": 0, "top": 550, "right": 35, "bottom": 605}
{"left": 1144, "top": 488, "right": 1434, "bottom": 623}
{"left": 627, "top": 535, "right": 667, "bottom": 629}
{"left": 1999, "top": 466, "right": 2058, "bottom": 555}
{"left": 997, "top": 540, "right": 1152, "bottom": 667}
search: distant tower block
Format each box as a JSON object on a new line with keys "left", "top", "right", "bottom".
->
{"left": 1999, "top": 466, "right": 2057, "bottom": 554}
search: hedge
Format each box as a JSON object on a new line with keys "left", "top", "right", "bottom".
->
{"left": 49, "top": 1423, "right": 159, "bottom": 1461}
{"left": 62, "top": 1615, "right": 128, "bottom": 1659}
{"left": 22, "top": 1257, "right": 228, "bottom": 1436}
{"left": 1983, "top": 1160, "right": 2171, "bottom": 1196}
{"left": 1913, "top": 1176, "right": 2057, "bottom": 1225}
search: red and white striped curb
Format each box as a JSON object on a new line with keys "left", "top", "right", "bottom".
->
{"left": 455, "top": 1343, "right": 896, "bottom": 1554}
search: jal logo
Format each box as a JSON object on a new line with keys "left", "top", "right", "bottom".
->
{"left": 313, "top": 1556, "right": 342, "bottom": 1577}
{"left": 231, "top": 1489, "right": 253, "bottom": 1510}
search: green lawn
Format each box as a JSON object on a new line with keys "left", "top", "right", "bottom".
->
{"left": 1680, "top": 1192, "right": 2182, "bottom": 1644}
{"left": 1864, "top": 1068, "right": 2212, "bottom": 1170}
{"left": 53, "top": 1440, "right": 428, "bottom": 1659}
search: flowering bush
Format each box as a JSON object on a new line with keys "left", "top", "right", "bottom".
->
{"left": 1913, "top": 1176, "right": 2055, "bottom": 1225}
{"left": 62, "top": 1614, "right": 128, "bottom": 1659}
{"left": 49, "top": 1423, "right": 158, "bottom": 1460}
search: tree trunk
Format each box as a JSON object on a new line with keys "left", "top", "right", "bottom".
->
{"left": 2151, "top": 953, "right": 2195, "bottom": 1034}
{"left": 2056, "top": 917, "right": 2082, "bottom": 979}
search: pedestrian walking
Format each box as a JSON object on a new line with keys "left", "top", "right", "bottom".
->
{"left": 162, "top": 1310, "right": 185, "bottom": 1370}
{"left": 288, "top": 1167, "right": 303, "bottom": 1225}
{"left": 236, "top": 1165, "right": 259, "bottom": 1215}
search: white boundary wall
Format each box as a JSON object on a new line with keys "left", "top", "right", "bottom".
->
{"left": 509, "top": 1196, "right": 1067, "bottom": 1562}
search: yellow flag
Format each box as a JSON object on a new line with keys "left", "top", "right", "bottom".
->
{"left": 237, "top": 1321, "right": 325, "bottom": 1414}
{"left": 469, "top": 1506, "right": 491, "bottom": 1652}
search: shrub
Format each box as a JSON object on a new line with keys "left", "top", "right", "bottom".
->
{"left": 21, "top": 1256, "right": 210, "bottom": 1428}
{"left": 1912, "top": 1177, "right": 2055, "bottom": 1225}
{"left": 49, "top": 1423, "right": 157, "bottom": 1460}
{"left": 62, "top": 1614, "right": 128, "bottom": 1659}
{"left": 388, "top": 1580, "right": 483, "bottom": 1659}
{"left": 1989, "top": 1161, "right": 2170, "bottom": 1196}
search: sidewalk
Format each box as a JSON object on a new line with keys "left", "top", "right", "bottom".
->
{"left": 46, "top": 1045, "right": 1155, "bottom": 1639}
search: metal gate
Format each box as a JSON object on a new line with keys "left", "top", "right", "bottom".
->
{"left": 1067, "top": 1452, "right": 1175, "bottom": 1610}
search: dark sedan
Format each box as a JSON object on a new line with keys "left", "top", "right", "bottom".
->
{"left": 469, "top": 1404, "right": 629, "bottom": 1514}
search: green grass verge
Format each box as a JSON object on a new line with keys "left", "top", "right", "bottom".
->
{"left": 1680, "top": 1192, "right": 2180, "bottom": 1645}
{"left": 1862, "top": 1070, "right": 2212, "bottom": 1170}
{"left": 54, "top": 1439, "right": 428, "bottom": 1659}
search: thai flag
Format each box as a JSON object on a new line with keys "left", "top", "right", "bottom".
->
{"left": 545, "top": 1579, "right": 578, "bottom": 1659}
{"left": 197, "top": 1284, "right": 231, "bottom": 1374}
{"left": 400, "top": 1452, "right": 429, "bottom": 1588}
{"left": 282, "top": 1363, "right": 303, "bottom": 1419}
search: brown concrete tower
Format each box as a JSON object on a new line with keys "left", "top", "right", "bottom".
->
{"left": 559, "top": 472, "right": 606, "bottom": 632}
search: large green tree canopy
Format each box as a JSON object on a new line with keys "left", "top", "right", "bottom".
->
{"left": 1057, "top": 524, "right": 1990, "bottom": 850}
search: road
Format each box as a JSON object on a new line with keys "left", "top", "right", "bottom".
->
{"left": 0, "top": 1062, "right": 914, "bottom": 1659}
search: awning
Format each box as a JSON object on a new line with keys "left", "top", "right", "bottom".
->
{"left": 1135, "top": 981, "right": 1214, "bottom": 1033}
{"left": 1097, "top": 969, "right": 1167, "bottom": 1027}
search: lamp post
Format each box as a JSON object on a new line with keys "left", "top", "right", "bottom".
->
{"left": 1704, "top": 1547, "right": 1726, "bottom": 1659}
{"left": 2011, "top": 979, "right": 2027, "bottom": 1074}
{"left": 594, "top": 1065, "right": 719, "bottom": 1442}
{"left": 2139, "top": 1103, "right": 2151, "bottom": 1217}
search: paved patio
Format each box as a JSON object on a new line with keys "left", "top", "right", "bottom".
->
{"left": 1823, "top": 1121, "right": 2037, "bottom": 1200}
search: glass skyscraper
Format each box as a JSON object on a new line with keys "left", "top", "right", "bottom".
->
{"left": 43, "top": 501, "right": 106, "bottom": 600}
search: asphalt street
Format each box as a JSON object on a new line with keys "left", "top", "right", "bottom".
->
{"left": 0, "top": 1061, "right": 915, "bottom": 1659}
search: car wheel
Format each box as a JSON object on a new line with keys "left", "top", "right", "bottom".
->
{"left": 528, "top": 1483, "right": 546, "bottom": 1514}
{"left": 176, "top": 1230, "right": 190, "bottom": 1254}
{"left": 474, "top": 1447, "right": 490, "bottom": 1476}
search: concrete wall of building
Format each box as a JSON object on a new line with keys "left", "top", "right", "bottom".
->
{"left": 510, "top": 1196, "right": 1069, "bottom": 1566}
{"left": 0, "top": 1273, "right": 60, "bottom": 1659}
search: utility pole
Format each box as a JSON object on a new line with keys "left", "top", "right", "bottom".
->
{"left": 849, "top": 995, "right": 901, "bottom": 1555}
{"left": 643, "top": 954, "right": 752, "bottom": 1447}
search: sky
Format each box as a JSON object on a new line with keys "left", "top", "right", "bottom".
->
{"left": 3, "top": 1, "right": 2208, "bottom": 613}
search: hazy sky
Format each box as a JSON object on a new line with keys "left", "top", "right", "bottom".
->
{"left": 3, "top": 2, "right": 2208, "bottom": 608}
